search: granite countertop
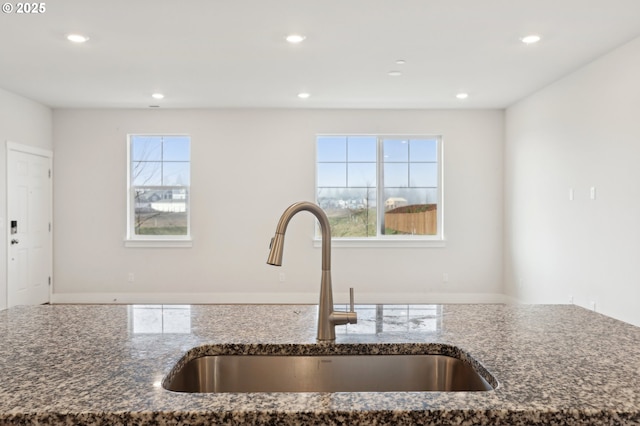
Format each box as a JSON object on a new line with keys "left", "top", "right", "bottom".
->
{"left": 1, "top": 303, "right": 639, "bottom": 425}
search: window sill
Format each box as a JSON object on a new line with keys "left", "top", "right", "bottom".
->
{"left": 313, "top": 237, "right": 446, "bottom": 248}
{"left": 124, "top": 239, "right": 193, "bottom": 248}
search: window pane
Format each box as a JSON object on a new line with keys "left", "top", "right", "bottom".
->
{"left": 131, "top": 136, "right": 162, "bottom": 161}
{"left": 409, "top": 139, "right": 438, "bottom": 162}
{"left": 163, "top": 136, "right": 190, "bottom": 161}
{"left": 383, "top": 188, "right": 437, "bottom": 235}
{"left": 409, "top": 163, "right": 438, "bottom": 187}
{"left": 317, "top": 136, "right": 347, "bottom": 162}
{"left": 347, "top": 136, "right": 377, "bottom": 161}
{"left": 383, "top": 139, "right": 409, "bottom": 162}
{"left": 317, "top": 163, "right": 347, "bottom": 187}
{"left": 132, "top": 161, "right": 162, "bottom": 186}
{"left": 322, "top": 188, "right": 377, "bottom": 237}
{"left": 348, "top": 163, "right": 376, "bottom": 187}
{"left": 163, "top": 162, "right": 190, "bottom": 186}
{"left": 384, "top": 163, "right": 408, "bottom": 187}
{"left": 133, "top": 187, "right": 188, "bottom": 235}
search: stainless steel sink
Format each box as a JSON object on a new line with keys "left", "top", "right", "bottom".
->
{"left": 163, "top": 353, "right": 495, "bottom": 393}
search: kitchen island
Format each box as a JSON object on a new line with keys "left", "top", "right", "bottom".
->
{"left": 0, "top": 303, "right": 639, "bottom": 425}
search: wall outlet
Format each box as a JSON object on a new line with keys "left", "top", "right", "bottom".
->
{"left": 589, "top": 301, "right": 596, "bottom": 311}
{"left": 568, "top": 295, "right": 574, "bottom": 304}
{"left": 128, "top": 272, "right": 135, "bottom": 282}
{"left": 442, "top": 273, "right": 449, "bottom": 283}
{"left": 279, "top": 272, "right": 286, "bottom": 282}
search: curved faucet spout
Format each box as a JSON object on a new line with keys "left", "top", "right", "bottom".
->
{"left": 267, "top": 201, "right": 356, "bottom": 342}
{"left": 267, "top": 202, "right": 330, "bottom": 271}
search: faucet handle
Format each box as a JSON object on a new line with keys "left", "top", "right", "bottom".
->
{"left": 328, "top": 288, "right": 357, "bottom": 330}
{"left": 349, "top": 287, "right": 355, "bottom": 312}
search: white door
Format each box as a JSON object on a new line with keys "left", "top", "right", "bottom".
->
{"left": 7, "top": 143, "right": 52, "bottom": 307}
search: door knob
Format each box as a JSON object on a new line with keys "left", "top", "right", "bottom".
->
{"left": 10, "top": 239, "right": 19, "bottom": 245}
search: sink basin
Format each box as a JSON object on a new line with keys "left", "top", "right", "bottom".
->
{"left": 164, "top": 353, "right": 495, "bottom": 393}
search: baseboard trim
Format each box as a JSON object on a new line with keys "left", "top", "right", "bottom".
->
{"left": 50, "top": 292, "right": 510, "bottom": 305}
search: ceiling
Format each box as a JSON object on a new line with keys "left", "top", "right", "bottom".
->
{"left": 1, "top": 0, "right": 640, "bottom": 109}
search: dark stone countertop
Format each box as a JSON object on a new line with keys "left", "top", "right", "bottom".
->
{"left": 1, "top": 303, "right": 639, "bottom": 425}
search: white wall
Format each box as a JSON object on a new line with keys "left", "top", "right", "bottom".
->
{"left": 0, "top": 87, "right": 53, "bottom": 310}
{"left": 52, "top": 108, "right": 504, "bottom": 304}
{"left": 504, "top": 36, "right": 640, "bottom": 326}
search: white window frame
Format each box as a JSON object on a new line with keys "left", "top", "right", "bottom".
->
{"left": 125, "top": 134, "right": 192, "bottom": 248}
{"left": 315, "top": 134, "right": 444, "bottom": 248}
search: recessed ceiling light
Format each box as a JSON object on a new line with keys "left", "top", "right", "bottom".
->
{"left": 286, "top": 34, "right": 306, "bottom": 44}
{"left": 151, "top": 93, "right": 165, "bottom": 100}
{"left": 456, "top": 92, "right": 469, "bottom": 99}
{"left": 297, "top": 92, "right": 310, "bottom": 99}
{"left": 521, "top": 34, "right": 541, "bottom": 45}
{"left": 388, "top": 70, "right": 403, "bottom": 77}
{"left": 395, "top": 59, "right": 406, "bottom": 65}
{"left": 66, "top": 34, "right": 89, "bottom": 43}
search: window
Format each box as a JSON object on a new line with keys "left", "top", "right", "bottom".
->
{"left": 126, "top": 135, "right": 191, "bottom": 245}
{"left": 316, "top": 135, "right": 442, "bottom": 244}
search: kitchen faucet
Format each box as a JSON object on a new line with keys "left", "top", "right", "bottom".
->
{"left": 267, "top": 201, "right": 357, "bottom": 342}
